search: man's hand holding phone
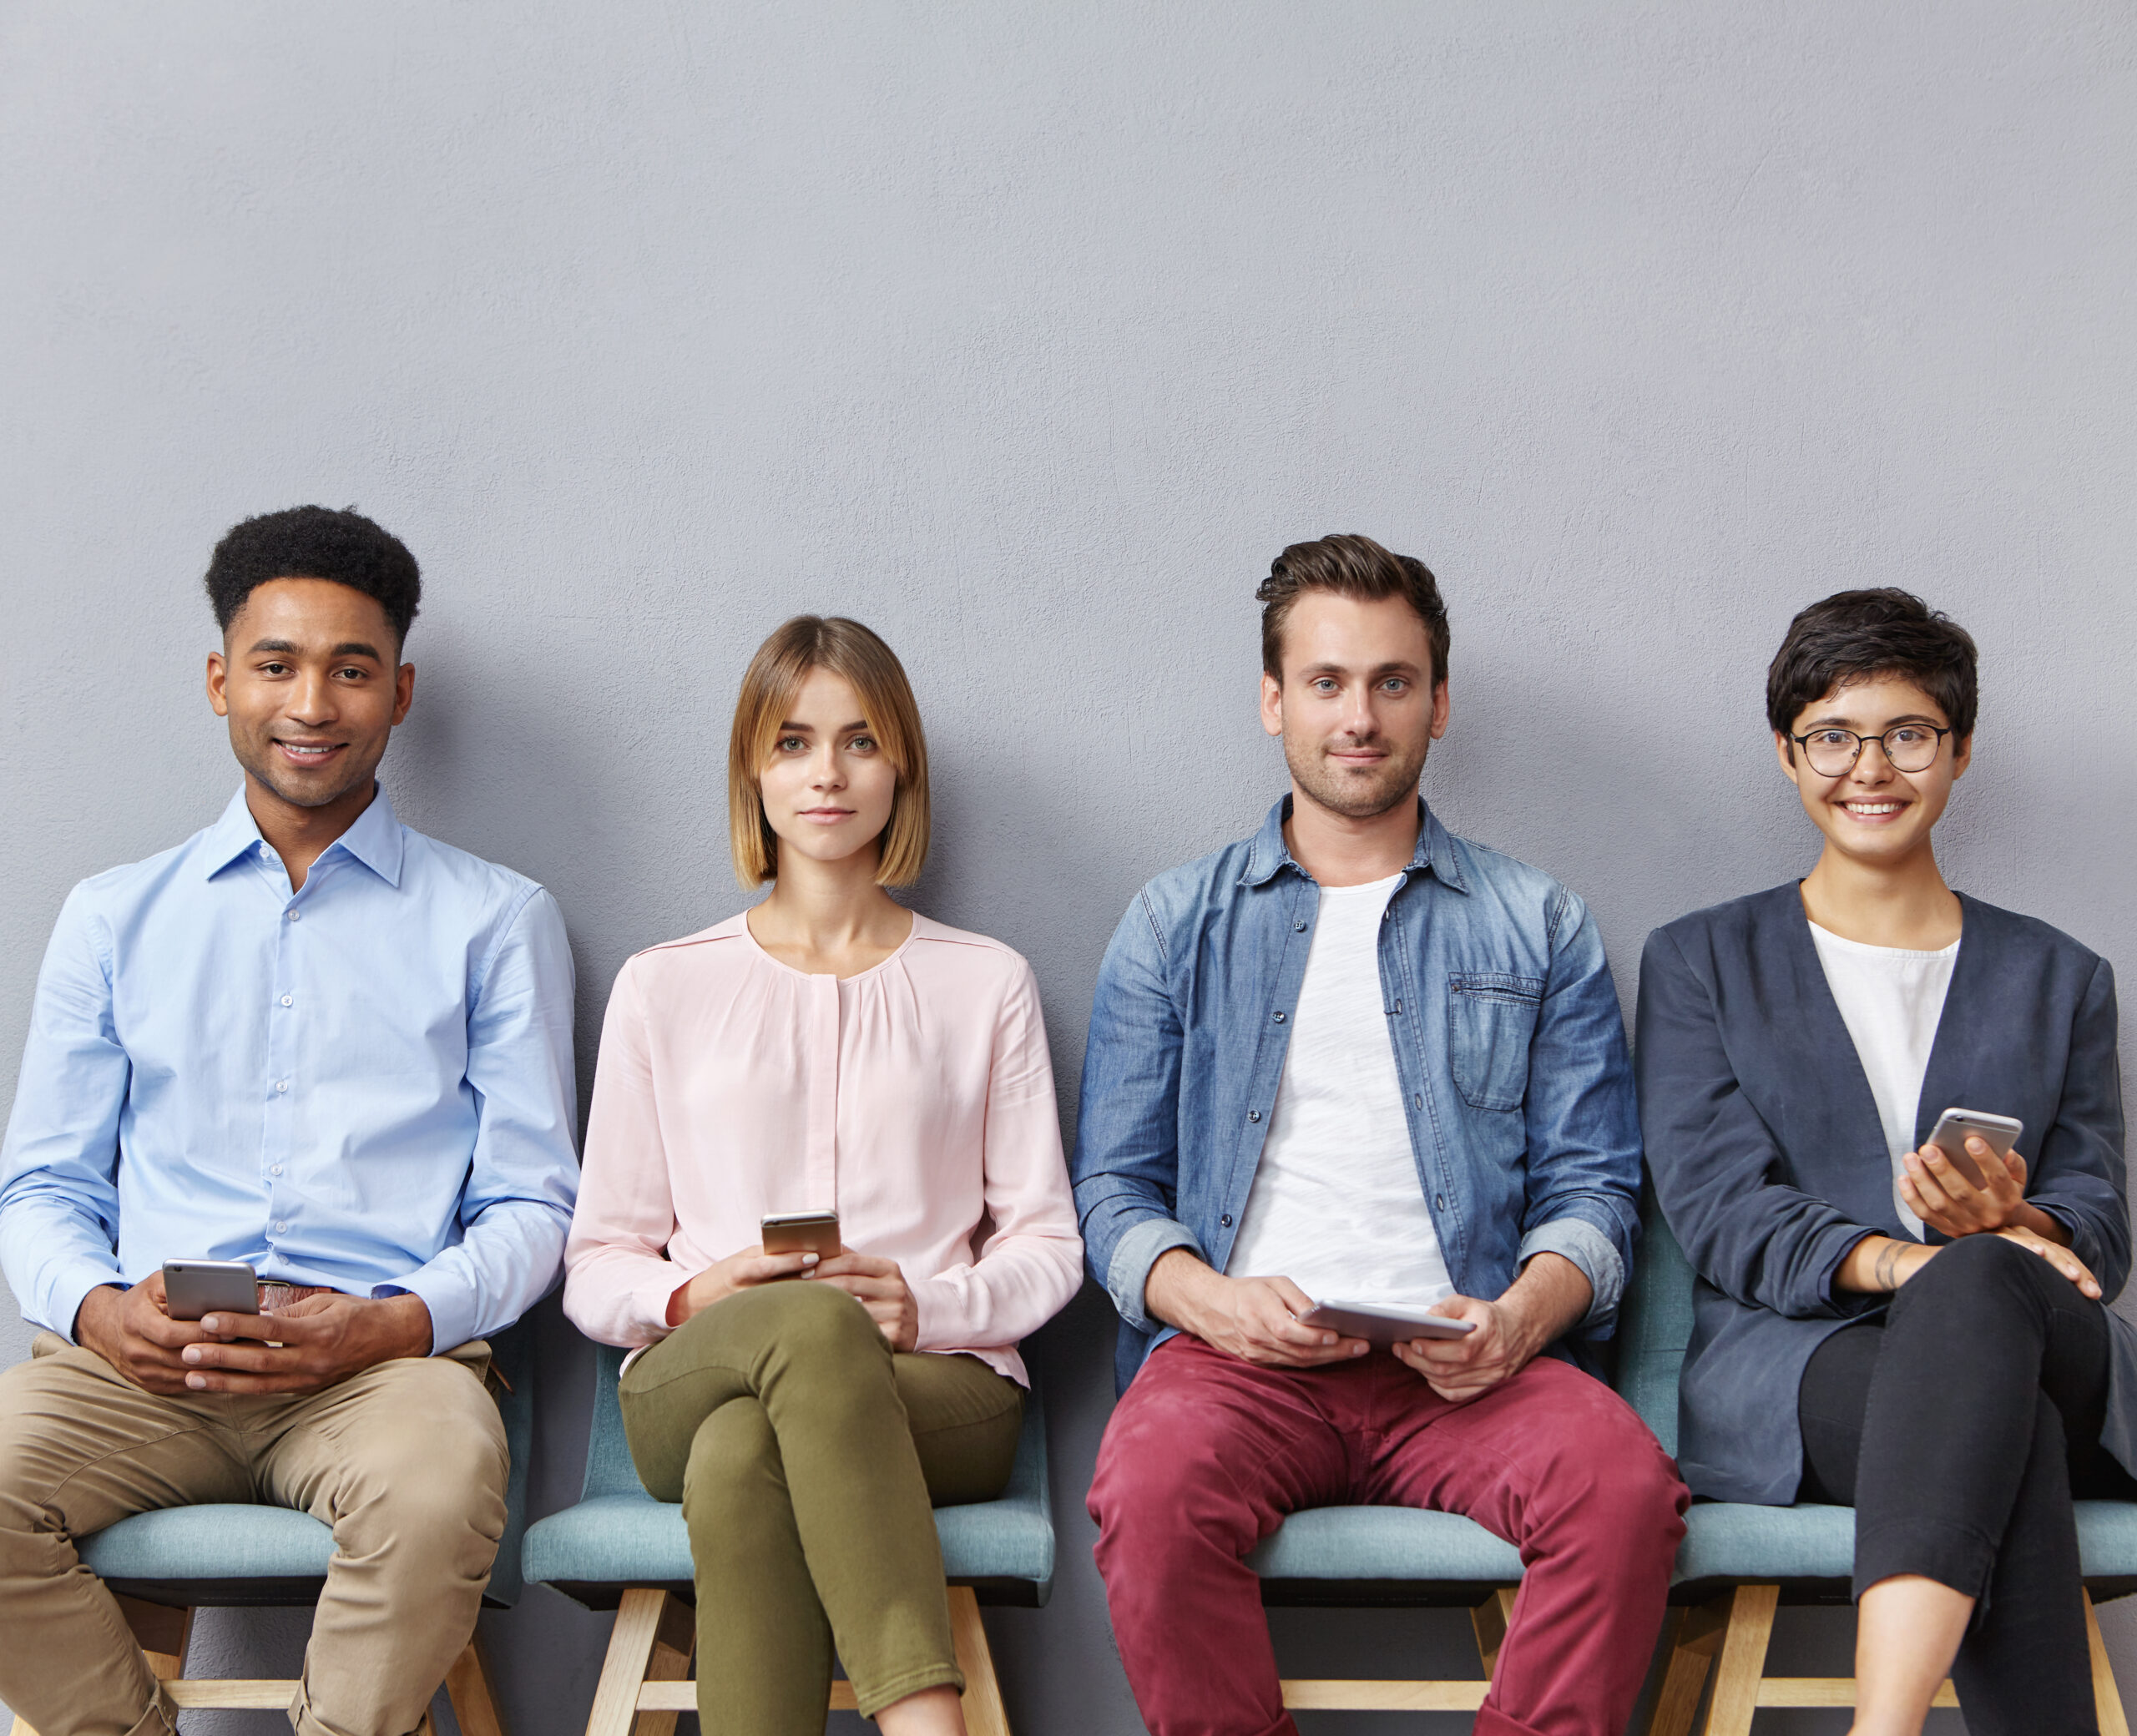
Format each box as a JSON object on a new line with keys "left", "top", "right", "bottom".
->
{"left": 1145, "top": 1249, "right": 1371, "bottom": 1368}
{"left": 175, "top": 1292, "right": 434, "bottom": 1395}
{"left": 74, "top": 1272, "right": 214, "bottom": 1395}
{"left": 1393, "top": 1252, "right": 1594, "bottom": 1403}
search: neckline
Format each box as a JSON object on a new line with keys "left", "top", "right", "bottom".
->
{"left": 1806, "top": 917, "right": 1961, "bottom": 962}
{"left": 738, "top": 906, "right": 922, "bottom": 983}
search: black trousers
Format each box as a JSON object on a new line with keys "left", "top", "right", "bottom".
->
{"left": 1797, "top": 1231, "right": 2135, "bottom": 1736}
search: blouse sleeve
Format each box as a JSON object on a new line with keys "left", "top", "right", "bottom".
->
{"left": 909, "top": 958, "right": 1084, "bottom": 1354}
{"left": 563, "top": 956, "right": 690, "bottom": 1346}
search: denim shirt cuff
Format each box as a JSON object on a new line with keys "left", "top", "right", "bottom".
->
{"left": 1105, "top": 1217, "right": 1205, "bottom": 1333}
{"left": 1518, "top": 1217, "right": 1623, "bottom": 1330}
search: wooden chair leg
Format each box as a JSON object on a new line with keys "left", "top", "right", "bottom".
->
{"left": 446, "top": 1634, "right": 509, "bottom": 1736}
{"left": 1471, "top": 1587, "right": 1518, "bottom": 1679}
{"left": 116, "top": 1595, "right": 194, "bottom": 1683}
{"left": 2087, "top": 1591, "right": 2131, "bottom": 1736}
{"left": 1700, "top": 1585, "right": 1778, "bottom": 1736}
{"left": 585, "top": 1588, "right": 690, "bottom": 1736}
{"left": 1644, "top": 1597, "right": 1730, "bottom": 1736}
{"left": 10, "top": 1718, "right": 43, "bottom": 1736}
{"left": 948, "top": 1585, "right": 1011, "bottom": 1736}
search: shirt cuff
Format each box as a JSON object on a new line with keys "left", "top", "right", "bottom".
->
{"left": 46, "top": 1259, "right": 125, "bottom": 1345}
{"left": 1105, "top": 1217, "right": 1205, "bottom": 1334}
{"left": 1518, "top": 1217, "right": 1623, "bottom": 1330}
{"left": 377, "top": 1270, "right": 468, "bottom": 1358}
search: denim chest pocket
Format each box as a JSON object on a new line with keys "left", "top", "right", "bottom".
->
{"left": 1447, "top": 972, "right": 1545, "bottom": 1111}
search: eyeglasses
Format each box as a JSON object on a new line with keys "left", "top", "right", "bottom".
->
{"left": 1790, "top": 723, "right": 1952, "bottom": 778}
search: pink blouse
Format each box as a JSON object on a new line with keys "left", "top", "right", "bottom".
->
{"left": 563, "top": 911, "right": 1082, "bottom": 1384}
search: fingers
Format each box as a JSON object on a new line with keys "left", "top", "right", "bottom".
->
{"left": 199, "top": 1310, "right": 291, "bottom": 1341}
{"left": 2004, "top": 1149, "right": 2030, "bottom": 1188}
{"left": 2000, "top": 1229, "right": 2103, "bottom": 1299}
{"left": 1906, "top": 1148, "right": 1964, "bottom": 1213}
{"left": 811, "top": 1252, "right": 894, "bottom": 1280}
{"left": 739, "top": 1251, "right": 818, "bottom": 1285}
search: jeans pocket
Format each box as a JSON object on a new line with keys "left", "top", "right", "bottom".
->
{"left": 1447, "top": 972, "right": 1544, "bottom": 1110}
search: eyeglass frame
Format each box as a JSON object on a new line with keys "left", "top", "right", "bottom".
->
{"left": 1787, "top": 722, "right": 1954, "bottom": 776}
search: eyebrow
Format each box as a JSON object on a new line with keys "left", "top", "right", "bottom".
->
{"left": 1296, "top": 660, "right": 1423, "bottom": 679}
{"left": 776, "top": 719, "right": 872, "bottom": 733}
{"left": 1800, "top": 710, "right": 1944, "bottom": 730}
{"left": 244, "top": 638, "right": 384, "bottom": 661}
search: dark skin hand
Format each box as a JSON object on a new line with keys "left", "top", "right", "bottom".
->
{"left": 76, "top": 1276, "right": 433, "bottom": 1396}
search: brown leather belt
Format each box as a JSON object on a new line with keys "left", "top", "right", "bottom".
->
{"left": 256, "top": 1281, "right": 336, "bottom": 1313}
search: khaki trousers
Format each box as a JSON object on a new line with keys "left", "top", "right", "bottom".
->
{"left": 621, "top": 1281, "right": 1023, "bottom": 1736}
{"left": 0, "top": 1334, "right": 508, "bottom": 1736}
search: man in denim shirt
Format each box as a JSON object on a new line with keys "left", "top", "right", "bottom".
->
{"left": 1076, "top": 536, "right": 1685, "bottom": 1736}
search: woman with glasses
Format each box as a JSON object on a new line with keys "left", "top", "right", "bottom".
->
{"left": 563, "top": 616, "right": 1081, "bottom": 1736}
{"left": 1637, "top": 588, "right": 2132, "bottom": 1736}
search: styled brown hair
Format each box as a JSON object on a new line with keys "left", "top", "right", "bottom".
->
{"left": 1766, "top": 588, "right": 1978, "bottom": 747}
{"left": 1255, "top": 533, "right": 1450, "bottom": 686}
{"left": 727, "top": 616, "right": 931, "bottom": 887}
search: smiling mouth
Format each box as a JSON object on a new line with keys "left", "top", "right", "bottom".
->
{"left": 1838, "top": 800, "right": 1906, "bottom": 818}
{"left": 275, "top": 741, "right": 344, "bottom": 765}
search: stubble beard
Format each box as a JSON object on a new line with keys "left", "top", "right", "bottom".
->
{"left": 1284, "top": 730, "right": 1429, "bottom": 820}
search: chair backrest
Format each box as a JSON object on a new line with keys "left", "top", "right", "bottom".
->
{"left": 486, "top": 1317, "right": 538, "bottom": 1605}
{"left": 582, "top": 1342, "right": 643, "bottom": 1500}
{"left": 1614, "top": 1185, "right": 1695, "bottom": 1459}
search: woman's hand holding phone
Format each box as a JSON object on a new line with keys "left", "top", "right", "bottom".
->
{"left": 809, "top": 1252, "right": 919, "bottom": 1351}
{"left": 1902, "top": 1138, "right": 2029, "bottom": 1236}
{"left": 666, "top": 1244, "right": 821, "bottom": 1327}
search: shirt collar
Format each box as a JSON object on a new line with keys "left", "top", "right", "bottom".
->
{"left": 1239, "top": 793, "right": 1468, "bottom": 893}
{"left": 198, "top": 784, "right": 407, "bottom": 888}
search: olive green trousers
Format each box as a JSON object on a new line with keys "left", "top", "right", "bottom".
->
{"left": 619, "top": 1280, "right": 1023, "bottom": 1733}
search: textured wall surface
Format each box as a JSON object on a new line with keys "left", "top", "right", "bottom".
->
{"left": 3, "top": 4, "right": 2133, "bottom": 1732}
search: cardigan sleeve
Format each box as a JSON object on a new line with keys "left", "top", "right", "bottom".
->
{"left": 2026, "top": 956, "right": 2129, "bottom": 1299}
{"left": 1635, "top": 924, "right": 1878, "bottom": 1319}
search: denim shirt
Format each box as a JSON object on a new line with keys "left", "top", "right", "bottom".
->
{"left": 1072, "top": 796, "right": 1642, "bottom": 1390}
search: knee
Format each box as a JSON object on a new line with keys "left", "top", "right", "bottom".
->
{"left": 757, "top": 1279, "right": 887, "bottom": 1364}
{"left": 338, "top": 1365, "right": 508, "bottom": 1549}
{"left": 681, "top": 1400, "right": 780, "bottom": 1524}
{"left": 1089, "top": 1403, "right": 1208, "bottom": 1542}
{"left": 1892, "top": 1231, "right": 2038, "bottom": 1321}
{"left": 1523, "top": 1386, "right": 1687, "bottom": 1542}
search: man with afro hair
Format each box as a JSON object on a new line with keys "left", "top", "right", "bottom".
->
{"left": 0, "top": 505, "right": 578, "bottom": 1736}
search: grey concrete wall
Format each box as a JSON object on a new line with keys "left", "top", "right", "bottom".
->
{"left": 3, "top": 4, "right": 2132, "bottom": 1731}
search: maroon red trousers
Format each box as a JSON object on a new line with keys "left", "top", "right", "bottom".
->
{"left": 1088, "top": 1336, "right": 1688, "bottom": 1736}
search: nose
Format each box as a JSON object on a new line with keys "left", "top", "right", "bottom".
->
{"left": 809, "top": 740, "right": 845, "bottom": 788}
{"left": 288, "top": 669, "right": 336, "bottom": 724}
{"left": 1849, "top": 735, "right": 1897, "bottom": 780}
{"left": 1340, "top": 681, "right": 1377, "bottom": 738}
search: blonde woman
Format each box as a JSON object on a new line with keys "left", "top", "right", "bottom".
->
{"left": 563, "top": 616, "right": 1081, "bottom": 1736}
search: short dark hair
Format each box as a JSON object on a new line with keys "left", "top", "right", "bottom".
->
{"left": 1766, "top": 588, "right": 1978, "bottom": 743}
{"left": 204, "top": 506, "right": 422, "bottom": 648}
{"left": 1256, "top": 534, "right": 1450, "bottom": 685}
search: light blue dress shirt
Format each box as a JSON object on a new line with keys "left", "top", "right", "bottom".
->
{"left": 0, "top": 786, "right": 579, "bottom": 1354}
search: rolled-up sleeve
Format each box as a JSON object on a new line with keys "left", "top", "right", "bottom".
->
{"left": 0, "top": 886, "right": 132, "bottom": 1340}
{"left": 1071, "top": 896, "right": 1199, "bottom": 1332}
{"left": 1517, "top": 888, "right": 1642, "bottom": 1331}
{"left": 389, "top": 887, "right": 578, "bottom": 1351}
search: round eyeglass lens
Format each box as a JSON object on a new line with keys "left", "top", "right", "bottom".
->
{"left": 1800, "top": 727, "right": 1943, "bottom": 776}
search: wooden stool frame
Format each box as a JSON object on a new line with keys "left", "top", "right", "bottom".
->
{"left": 5, "top": 1592, "right": 504, "bottom": 1736}
{"left": 1644, "top": 1582, "right": 2129, "bottom": 1736}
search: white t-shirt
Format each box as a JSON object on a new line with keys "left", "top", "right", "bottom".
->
{"left": 1227, "top": 875, "right": 1455, "bottom": 1311}
{"left": 1807, "top": 920, "right": 1960, "bottom": 1240}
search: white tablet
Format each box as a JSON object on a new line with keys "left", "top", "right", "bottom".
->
{"left": 1298, "top": 1299, "right": 1477, "bottom": 1345}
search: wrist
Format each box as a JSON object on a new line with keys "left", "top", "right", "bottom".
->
{"left": 1145, "top": 1248, "right": 1217, "bottom": 1335}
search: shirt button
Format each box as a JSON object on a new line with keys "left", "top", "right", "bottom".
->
{"left": 1434, "top": 1195, "right": 1446, "bottom": 1211}
{"left": 1247, "top": 1109, "right": 1261, "bottom": 1123}
{"left": 1272, "top": 1011, "right": 1286, "bottom": 1023}
{"left": 280, "top": 994, "right": 293, "bottom": 1007}
{"left": 1220, "top": 1214, "right": 1233, "bottom": 1229}
{"left": 275, "top": 1080, "right": 289, "bottom": 1093}
{"left": 1393, "top": 999, "right": 1403, "bottom": 1014}
{"left": 274, "top": 1221, "right": 288, "bottom": 1234}
{"left": 1293, "top": 920, "right": 1307, "bottom": 932}
{"left": 270, "top": 1164, "right": 283, "bottom": 1176}
{"left": 286, "top": 909, "right": 301, "bottom": 921}
{"left": 1413, "top": 1093, "right": 1422, "bottom": 1108}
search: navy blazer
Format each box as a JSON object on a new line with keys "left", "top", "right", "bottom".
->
{"left": 1636, "top": 882, "right": 2129, "bottom": 1504}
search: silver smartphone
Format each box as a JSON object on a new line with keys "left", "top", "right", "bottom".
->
{"left": 761, "top": 1210, "right": 842, "bottom": 1259}
{"left": 1298, "top": 1299, "right": 1478, "bottom": 1346}
{"left": 1927, "top": 1108, "right": 2024, "bottom": 1190}
{"left": 162, "top": 1259, "right": 259, "bottom": 1321}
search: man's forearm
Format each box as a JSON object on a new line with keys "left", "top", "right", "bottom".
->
{"left": 1143, "top": 1246, "right": 1220, "bottom": 1337}
{"left": 1504, "top": 1250, "right": 1593, "bottom": 1349}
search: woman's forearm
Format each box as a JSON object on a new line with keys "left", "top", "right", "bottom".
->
{"left": 1835, "top": 1235, "right": 1937, "bottom": 1294}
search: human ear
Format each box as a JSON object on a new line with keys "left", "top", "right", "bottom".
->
{"left": 1773, "top": 730, "right": 1801, "bottom": 788}
{"left": 1949, "top": 732, "right": 1972, "bottom": 782}
{"left": 1429, "top": 679, "right": 1451, "bottom": 741}
{"left": 1260, "top": 670, "right": 1284, "bottom": 739}
{"left": 206, "top": 650, "right": 230, "bottom": 719}
{"left": 391, "top": 663, "right": 415, "bottom": 727}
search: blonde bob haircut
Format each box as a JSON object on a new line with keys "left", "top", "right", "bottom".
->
{"left": 728, "top": 615, "right": 931, "bottom": 888}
